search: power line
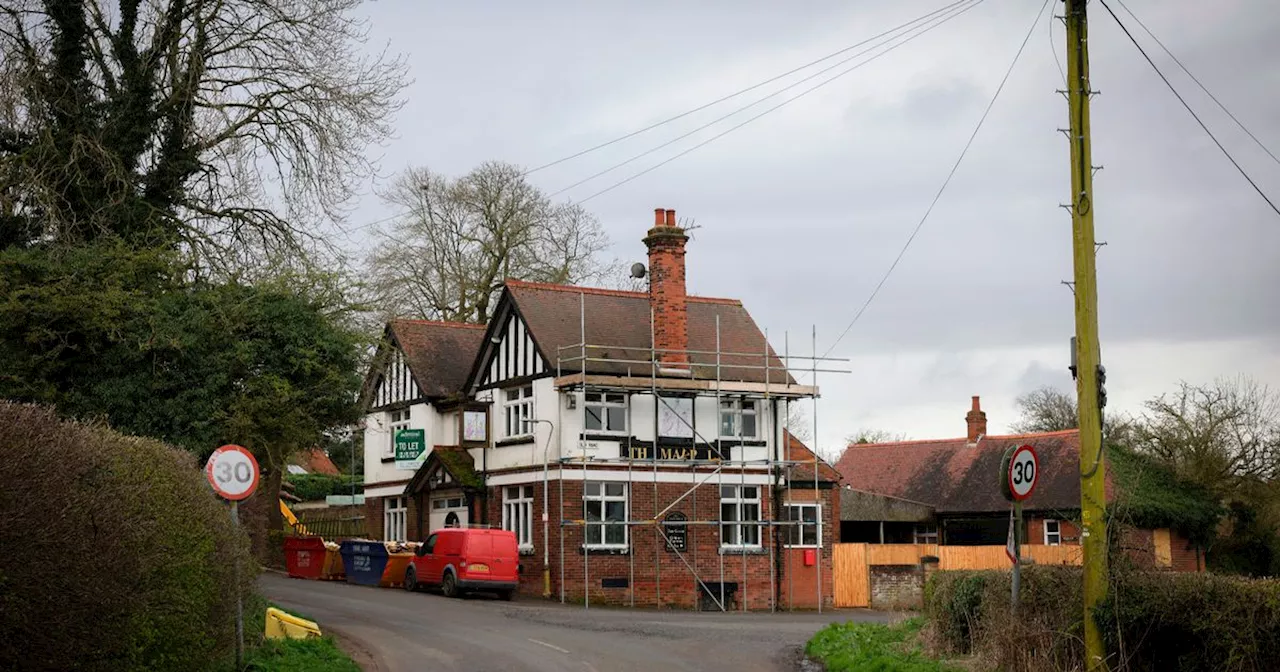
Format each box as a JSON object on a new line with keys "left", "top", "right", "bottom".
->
{"left": 1099, "top": 0, "right": 1280, "bottom": 218}
{"left": 549, "top": 0, "right": 982, "bottom": 198}
{"left": 816, "top": 0, "right": 1053, "bottom": 363}
{"left": 1114, "top": 0, "right": 1280, "bottom": 168}
{"left": 575, "top": 0, "right": 988, "bottom": 205}
{"left": 524, "top": 0, "right": 975, "bottom": 176}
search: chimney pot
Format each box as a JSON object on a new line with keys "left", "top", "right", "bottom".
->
{"left": 665, "top": 209, "right": 676, "bottom": 227}
{"left": 654, "top": 208, "right": 665, "bottom": 227}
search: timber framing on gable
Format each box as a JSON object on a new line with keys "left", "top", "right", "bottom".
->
{"left": 466, "top": 294, "right": 551, "bottom": 393}
{"left": 360, "top": 329, "right": 424, "bottom": 412}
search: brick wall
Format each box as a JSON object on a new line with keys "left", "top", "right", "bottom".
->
{"left": 481, "top": 477, "right": 837, "bottom": 610}
{"left": 364, "top": 496, "right": 385, "bottom": 540}
{"left": 1169, "top": 529, "right": 1203, "bottom": 572}
{"left": 779, "top": 488, "right": 838, "bottom": 609}
{"left": 870, "top": 564, "right": 924, "bottom": 610}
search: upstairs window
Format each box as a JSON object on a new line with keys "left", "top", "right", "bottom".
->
{"left": 503, "top": 385, "right": 534, "bottom": 438}
{"left": 386, "top": 409, "right": 409, "bottom": 458}
{"left": 584, "top": 392, "right": 627, "bottom": 434}
{"left": 719, "top": 399, "right": 758, "bottom": 439}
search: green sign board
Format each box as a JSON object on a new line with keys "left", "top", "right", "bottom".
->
{"left": 394, "top": 428, "right": 426, "bottom": 470}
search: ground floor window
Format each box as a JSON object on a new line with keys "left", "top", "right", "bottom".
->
{"left": 1044, "top": 519, "right": 1062, "bottom": 545}
{"left": 384, "top": 496, "right": 407, "bottom": 542}
{"left": 913, "top": 523, "right": 938, "bottom": 545}
{"left": 584, "top": 482, "right": 627, "bottom": 548}
{"left": 782, "top": 503, "right": 820, "bottom": 548}
{"left": 503, "top": 485, "right": 535, "bottom": 550}
{"left": 720, "top": 485, "right": 761, "bottom": 549}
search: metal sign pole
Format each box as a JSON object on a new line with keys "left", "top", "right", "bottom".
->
{"left": 1011, "top": 501, "right": 1022, "bottom": 612}
{"left": 231, "top": 500, "right": 244, "bottom": 669}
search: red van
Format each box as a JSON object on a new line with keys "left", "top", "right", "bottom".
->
{"left": 404, "top": 528, "right": 519, "bottom": 600}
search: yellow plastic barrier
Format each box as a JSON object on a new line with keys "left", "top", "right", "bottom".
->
{"left": 279, "top": 500, "right": 310, "bottom": 536}
{"left": 264, "top": 607, "right": 322, "bottom": 641}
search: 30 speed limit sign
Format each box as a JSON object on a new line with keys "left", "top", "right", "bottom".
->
{"left": 206, "top": 444, "right": 260, "bottom": 501}
{"left": 1006, "top": 444, "right": 1039, "bottom": 502}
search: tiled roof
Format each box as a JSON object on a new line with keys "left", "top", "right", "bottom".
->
{"left": 390, "top": 319, "right": 486, "bottom": 400}
{"left": 504, "top": 280, "right": 794, "bottom": 385}
{"left": 834, "top": 430, "right": 1102, "bottom": 515}
{"left": 289, "top": 447, "right": 341, "bottom": 476}
{"left": 785, "top": 432, "right": 841, "bottom": 483}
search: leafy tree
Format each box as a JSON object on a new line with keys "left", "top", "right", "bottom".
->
{"left": 365, "top": 161, "right": 617, "bottom": 322}
{"left": 0, "top": 0, "right": 406, "bottom": 265}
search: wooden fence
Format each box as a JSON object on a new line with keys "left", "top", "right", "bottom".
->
{"left": 289, "top": 514, "right": 368, "bottom": 540}
{"left": 832, "top": 543, "right": 1084, "bottom": 608}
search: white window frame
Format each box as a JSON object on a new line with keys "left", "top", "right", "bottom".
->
{"left": 386, "top": 409, "right": 410, "bottom": 458}
{"left": 583, "top": 482, "right": 628, "bottom": 550}
{"left": 782, "top": 503, "right": 821, "bottom": 548}
{"left": 1044, "top": 519, "right": 1062, "bottom": 546}
{"left": 584, "top": 392, "right": 628, "bottom": 434}
{"left": 432, "top": 496, "right": 464, "bottom": 510}
{"left": 384, "top": 496, "right": 407, "bottom": 542}
{"left": 503, "top": 485, "right": 535, "bottom": 550}
{"left": 719, "top": 398, "right": 759, "bottom": 440}
{"left": 503, "top": 385, "right": 534, "bottom": 439}
{"left": 720, "top": 485, "right": 762, "bottom": 549}
{"left": 913, "top": 523, "right": 938, "bottom": 545}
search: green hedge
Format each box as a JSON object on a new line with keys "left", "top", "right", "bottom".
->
{"left": 0, "top": 403, "right": 254, "bottom": 671}
{"left": 285, "top": 473, "right": 361, "bottom": 502}
{"left": 927, "top": 566, "right": 1280, "bottom": 672}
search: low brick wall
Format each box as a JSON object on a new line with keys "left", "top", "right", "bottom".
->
{"left": 869, "top": 564, "right": 924, "bottom": 610}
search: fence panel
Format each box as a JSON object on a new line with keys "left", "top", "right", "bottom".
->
{"left": 291, "top": 515, "right": 368, "bottom": 540}
{"left": 833, "top": 544, "right": 869, "bottom": 608}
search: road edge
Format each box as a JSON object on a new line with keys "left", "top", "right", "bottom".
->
{"left": 327, "top": 625, "right": 385, "bottom": 672}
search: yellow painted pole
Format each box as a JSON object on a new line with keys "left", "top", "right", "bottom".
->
{"left": 1063, "top": 1, "right": 1108, "bottom": 670}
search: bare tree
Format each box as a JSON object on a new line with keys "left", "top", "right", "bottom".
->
{"left": 0, "top": 0, "right": 406, "bottom": 262}
{"left": 847, "top": 428, "right": 909, "bottom": 445}
{"left": 1011, "top": 386, "right": 1079, "bottom": 433}
{"left": 366, "top": 162, "right": 616, "bottom": 322}
{"left": 1011, "top": 384, "right": 1135, "bottom": 444}
{"left": 1132, "top": 376, "right": 1280, "bottom": 494}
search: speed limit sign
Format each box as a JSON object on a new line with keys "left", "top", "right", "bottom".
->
{"left": 206, "top": 444, "right": 260, "bottom": 501}
{"left": 1005, "top": 444, "right": 1039, "bottom": 502}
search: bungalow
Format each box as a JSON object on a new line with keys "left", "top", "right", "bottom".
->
{"left": 833, "top": 396, "right": 1204, "bottom": 572}
{"left": 358, "top": 208, "right": 840, "bottom": 609}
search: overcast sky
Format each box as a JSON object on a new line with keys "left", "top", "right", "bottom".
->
{"left": 340, "top": 0, "right": 1280, "bottom": 454}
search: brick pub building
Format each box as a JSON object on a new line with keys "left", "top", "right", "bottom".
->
{"left": 361, "top": 208, "right": 839, "bottom": 609}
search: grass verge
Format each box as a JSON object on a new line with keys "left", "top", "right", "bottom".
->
{"left": 244, "top": 637, "right": 360, "bottom": 672}
{"left": 805, "top": 618, "right": 962, "bottom": 672}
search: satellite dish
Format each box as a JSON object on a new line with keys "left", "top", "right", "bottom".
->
{"left": 630, "top": 262, "right": 647, "bottom": 279}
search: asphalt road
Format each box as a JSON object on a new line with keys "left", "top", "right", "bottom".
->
{"left": 260, "top": 573, "right": 897, "bottom": 672}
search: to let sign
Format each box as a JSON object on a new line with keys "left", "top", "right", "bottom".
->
{"left": 206, "top": 444, "right": 260, "bottom": 501}
{"left": 663, "top": 511, "right": 688, "bottom": 553}
{"left": 395, "top": 428, "right": 427, "bottom": 470}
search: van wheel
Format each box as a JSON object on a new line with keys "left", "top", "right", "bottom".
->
{"left": 498, "top": 590, "right": 514, "bottom": 601}
{"left": 441, "top": 571, "right": 458, "bottom": 598}
{"left": 404, "top": 567, "right": 418, "bottom": 592}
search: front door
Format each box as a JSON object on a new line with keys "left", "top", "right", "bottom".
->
{"left": 429, "top": 491, "right": 469, "bottom": 531}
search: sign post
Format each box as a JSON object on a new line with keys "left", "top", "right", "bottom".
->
{"left": 1000, "top": 444, "right": 1039, "bottom": 611}
{"left": 394, "top": 428, "right": 427, "bottom": 470}
{"left": 206, "top": 444, "right": 260, "bottom": 670}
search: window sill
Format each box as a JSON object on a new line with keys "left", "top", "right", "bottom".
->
{"left": 579, "top": 432, "right": 628, "bottom": 441}
{"left": 784, "top": 545, "right": 821, "bottom": 551}
{"left": 578, "top": 546, "right": 630, "bottom": 556}
{"left": 495, "top": 436, "right": 534, "bottom": 447}
{"left": 719, "top": 547, "right": 767, "bottom": 556}
{"left": 518, "top": 546, "right": 536, "bottom": 556}
{"left": 380, "top": 457, "right": 397, "bottom": 463}
{"left": 716, "top": 438, "right": 766, "bottom": 446}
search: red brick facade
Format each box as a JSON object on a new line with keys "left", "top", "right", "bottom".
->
{"left": 644, "top": 208, "right": 689, "bottom": 368}
{"left": 482, "top": 476, "right": 837, "bottom": 610}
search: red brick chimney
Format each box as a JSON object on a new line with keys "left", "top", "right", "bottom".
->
{"left": 966, "top": 395, "right": 988, "bottom": 443}
{"left": 645, "top": 208, "right": 689, "bottom": 369}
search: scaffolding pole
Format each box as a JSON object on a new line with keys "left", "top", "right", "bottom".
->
{"left": 785, "top": 331, "right": 793, "bottom": 611}
{"left": 812, "top": 325, "right": 822, "bottom": 613}
{"left": 765, "top": 328, "right": 776, "bottom": 613}
{"left": 581, "top": 293, "right": 589, "bottom": 610}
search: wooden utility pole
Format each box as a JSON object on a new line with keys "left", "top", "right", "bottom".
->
{"left": 1063, "top": 1, "right": 1109, "bottom": 670}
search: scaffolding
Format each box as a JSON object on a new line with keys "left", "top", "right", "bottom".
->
{"left": 552, "top": 293, "right": 849, "bottom": 612}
